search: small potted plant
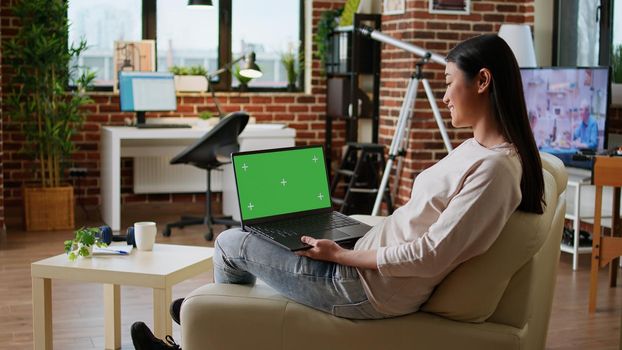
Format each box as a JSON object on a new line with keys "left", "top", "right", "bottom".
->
{"left": 64, "top": 227, "right": 108, "bottom": 261}
{"left": 170, "top": 65, "right": 209, "bottom": 92}
{"left": 233, "top": 64, "right": 254, "bottom": 91}
{"left": 196, "top": 111, "right": 218, "bottom": 128}
{"left": 612, "top": 44, "right": 622, "bottom": 107}
{"left": 281, "top": 50, "right": 300, "bottom": 91}
{"left": 313, "top": 8, "right": 343, "bottom": 75}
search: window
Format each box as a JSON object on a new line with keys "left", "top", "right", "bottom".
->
{"left": 68, "top": 0, "right": 142, "bottom": 87}
{"left": 155, "top": 0, "right": 219, "bottom": 75}
{"left": 553, "top": 0, "right": 617, "bottom": 67}
{"left": 68, "top": 0, "right": 304, "bottom": 91}
{"left": 614, "top": 0, "right": 622, "bottom": 51}
{"left": 231, "top": 0, "right": 302, "bottom": 88}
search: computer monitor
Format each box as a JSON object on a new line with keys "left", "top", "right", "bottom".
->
{"left": 119, "top": 71, "right": 177, "bottom": 125}
{"left": 520, "top": 67, "right": 611, "bottom": 169}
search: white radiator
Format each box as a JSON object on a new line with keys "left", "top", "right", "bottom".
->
{"left": 133, "top": 157, "right": 223, "bottom": 194}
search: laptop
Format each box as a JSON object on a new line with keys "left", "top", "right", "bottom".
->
{"left": 232, "top": 145, "right": 372, "bottom": 251}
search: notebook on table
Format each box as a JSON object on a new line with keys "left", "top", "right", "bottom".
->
{"left": 232, "top": 145, "right": 372, "bottom": 251}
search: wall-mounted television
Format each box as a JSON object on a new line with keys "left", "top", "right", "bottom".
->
{"left": 520, "top": 67, "right": 610, "bottom": 169}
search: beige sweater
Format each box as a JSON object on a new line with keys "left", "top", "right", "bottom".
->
{"left": 354, "top": 138, "right": 522, "bottom": 316}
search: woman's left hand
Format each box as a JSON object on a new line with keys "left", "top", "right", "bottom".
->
{"left": 295, "top": 236, "right": 344, "bottom": 263}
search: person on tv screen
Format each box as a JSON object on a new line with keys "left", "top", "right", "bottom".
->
{"left": 572, "top": 99, "right": 598, "bottom": 149}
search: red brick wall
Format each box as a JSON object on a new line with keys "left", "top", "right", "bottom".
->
{"left": 0, "top": 1, "right": 347, "bottom": 218}
{"left": 76, "top": 93, "right": 339, "bottom": 206}
{"left": 1, "top": 0, "right": 621, "bottom": 223}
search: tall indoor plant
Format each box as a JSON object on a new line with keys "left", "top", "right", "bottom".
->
{"left": 5, "top": 0, "right": 94, "bottom": 230}
{"left": 612, "top": 44, "right": 622, "bottom": 106}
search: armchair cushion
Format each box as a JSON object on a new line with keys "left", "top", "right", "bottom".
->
{"left": 421, "top": 170, "right": 557, "bottom": 323}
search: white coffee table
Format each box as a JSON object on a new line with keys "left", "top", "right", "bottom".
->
{"left": 31, "top": 243, "right": 214, "bottom": 350}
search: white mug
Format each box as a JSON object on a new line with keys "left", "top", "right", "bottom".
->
{"left": 134, "top": 221, "right": 157, "bottom": 251}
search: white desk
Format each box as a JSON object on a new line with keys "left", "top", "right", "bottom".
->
{"left": 101, "top": 125, "right": 296, "bottom": 232}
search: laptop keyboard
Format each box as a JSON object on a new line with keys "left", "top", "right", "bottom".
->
{"left": 253, "top": 212, "right": 360, "bottom": 238}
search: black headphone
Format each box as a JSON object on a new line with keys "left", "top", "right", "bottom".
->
{"left": 97, "top": 225, "right": 136, "bottom": 247}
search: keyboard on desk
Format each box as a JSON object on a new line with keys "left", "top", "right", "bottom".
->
{"left": 136, "top": 123, "right": 192, "bottom": 129}
{"left": 252, "top": 212, "right": 360, "bottom": 238}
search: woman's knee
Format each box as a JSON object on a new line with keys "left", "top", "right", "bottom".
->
{"left": 215, "top": 228, "right": 248, "bottom": 260}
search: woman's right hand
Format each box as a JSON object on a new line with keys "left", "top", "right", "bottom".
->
{"left": 295, "top": 236, "right": 344, "bottom": 263}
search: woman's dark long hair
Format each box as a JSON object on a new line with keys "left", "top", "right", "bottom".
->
{"left": 446, "top": 34, "right": 545, "bottom": 214}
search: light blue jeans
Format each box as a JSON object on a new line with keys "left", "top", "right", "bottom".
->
{"left": 213, "top": 228, "right": 388, "bottom": 320}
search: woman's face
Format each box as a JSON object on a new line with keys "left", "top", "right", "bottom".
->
{"left": 442, "top": 62, "right": 481, "bottom": 128}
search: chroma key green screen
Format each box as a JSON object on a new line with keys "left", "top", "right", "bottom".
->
{"left": 233, "top": 146, "right": 331, "bottom": 220}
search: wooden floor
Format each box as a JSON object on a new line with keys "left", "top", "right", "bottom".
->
{"left": 0, "top": 203, "right": 621, "bottom": 349}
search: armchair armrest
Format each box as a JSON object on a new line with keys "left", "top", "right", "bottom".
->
{"left": 350, "top": 214, "right": 386, "bottom": 226}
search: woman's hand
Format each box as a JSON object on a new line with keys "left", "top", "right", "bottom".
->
{"left": 296, "top": 236, "right": 379, "bottom": 270}
{"left": 295, "top": 236, "right": 344, "bottom": 263}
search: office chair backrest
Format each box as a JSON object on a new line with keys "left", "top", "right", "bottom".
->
{"left": 170, "top": 112, "right": 250, "bottom": 170}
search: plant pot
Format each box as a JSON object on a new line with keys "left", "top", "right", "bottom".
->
{"left": 612, "top": 83, "right": 622, "bottom": 107}
{"left": 287, "top": 83, "right": 297, "bottom": 92}
{"left": 23, "top": 186, "right": 74, "bottom": 231}
{"left": 79, "top": 244, "right": 93, "bottom": 258}
{"left": 196, "top": 118, "right": 219, "bottom": 128}
{"left": 238, "top": 83, "right": 248, "bottom": 92}
{"left": 69, "top": 243, "right": 93, "bottom": 259}
{"left": 174, "top": 75, "right": 208, "bottom": 92}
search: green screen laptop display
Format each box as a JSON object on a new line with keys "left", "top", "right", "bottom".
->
{"left": 234, "top": 147, "right": 331, "bottom": 220}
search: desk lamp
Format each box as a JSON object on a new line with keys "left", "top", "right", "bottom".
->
{"left": 206, "top": 52, "right": 263, "bottom": 118}
{"left": 187, "top": 0, "right": 262, "bottom": 117}
{"left": 187, "top": 0, "right": 213, "bottom": 6}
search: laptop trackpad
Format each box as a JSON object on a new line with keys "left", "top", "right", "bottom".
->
{"left": 308, "top": 230, "right": 350, "bottom": 241}
{"left": 337, "top": 224, "right": 371, "bottom": 237}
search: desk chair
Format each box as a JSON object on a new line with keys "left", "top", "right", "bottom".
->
{"left": 163, "top": 112, "right": 249, "bottom": 240}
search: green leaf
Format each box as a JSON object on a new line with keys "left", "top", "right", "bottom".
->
{"left": 64, "top": 240, "right": 73, "bottom": 253}
{"left": 169, "top": 65, "right": 207, "bottom": 76}
{"left": 313, "top": 9, "right": 343, "bottom": 75}
{"left": 199, "top": 111, "right": 214, "bottom": 120}
{"left": 78, "top": 246, "right": 90, "bottom": 257}
{"left": 613, "top": 44, "right": 622, "bottom": 84}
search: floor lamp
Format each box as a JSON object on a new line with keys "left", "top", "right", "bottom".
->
{"left": 206, "top": 52, "right": 262, "bottom": 117}
{"left": 357, "top": 26, "right": 452, "bottom": 216}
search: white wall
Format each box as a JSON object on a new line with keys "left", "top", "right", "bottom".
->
{"left": 534, "top": 0, "right": 554, "bottom": 66}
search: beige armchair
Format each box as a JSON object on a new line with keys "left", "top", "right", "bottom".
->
{"left": 181, "top": 153, "right": 567, "bottom": 350}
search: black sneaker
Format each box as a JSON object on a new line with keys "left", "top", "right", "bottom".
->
{"left": 170, "top": 298, "right": 184, "bottom": 325}
{"left": 131, "top": 321, "right": 181, "bottom": 350}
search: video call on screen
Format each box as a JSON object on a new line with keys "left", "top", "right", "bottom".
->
{"left": 520, "top": 67, "right": 609, "bottom": 155}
